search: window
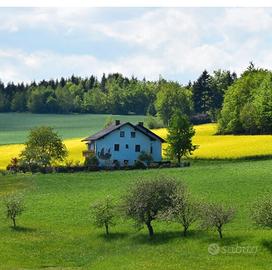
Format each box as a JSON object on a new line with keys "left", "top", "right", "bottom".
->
{"left": 114, "top": 144, "right": 120, "bottom": 151}
{"left": 125, "top": 144, "right": 129, "bottom": 149}
{"left": 135, "top": 145, "right": 141, "bottom": 152}
{"left": 150, "top": 146, "right": 153, "bottom": 154}
{"left": 120, "top": 131, "right": 125, "bottom": 137}
{"left": 131, "top": 131, "right": 136, "bottom": 138}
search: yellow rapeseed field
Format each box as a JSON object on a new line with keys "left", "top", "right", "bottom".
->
{"left": 0, "top": 123, "right": 272, "bottom": 169}
{"left": 0, "top": 139, "right": 86, "bottom": 170}
{"left": 153, "top": 123, "right": 272, "bottom": 159}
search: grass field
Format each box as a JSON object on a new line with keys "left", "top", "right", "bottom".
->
{"left": 0, "top": 160, "right": 271, "bottom": 269}
{"left": 0, "top": 113, "right": 147, "bottom": 145}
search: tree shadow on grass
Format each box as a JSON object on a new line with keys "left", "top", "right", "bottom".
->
{"left": 201, "top": 234, "right": 247, "bottom": 246}
{"left": 130, "top": 230, "right": 185, "bottom": 245}
{"left": 11, "top": 226, "right": 37, "bottom": 233}
{"left": 262, "top": 240, "right": 272, "bottom": 253}
{"left": 98, "top": 232, "right": 129, "bottom": 241}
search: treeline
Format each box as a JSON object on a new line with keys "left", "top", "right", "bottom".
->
{"left": 0, "top": 71, "right": 236, "bottom": 122}
{"left": 218, "top": 64, "right": 272, "bottom": 134}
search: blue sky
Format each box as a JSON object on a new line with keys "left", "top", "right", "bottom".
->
{"left": 0, "top": 7, "right": 272, "bottom": 84}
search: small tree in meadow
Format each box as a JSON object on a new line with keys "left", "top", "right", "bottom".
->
{"left": 163, "top": 185, "right": 199, "bottom": 236}
{"left": 90, "top": 196, "right": 116, "bottom": 235}
{"left": 200, "top": 202, "right": 235, "bottom": 239}
{"left": 251, "top": 194, "right": 272, "bottom": 228}
{"left": 166, "top": 111, "right": 197, "bottom": 165}
{"left": 123, "top": 176, "right": 178, "bottom": 237}
{"left": 4, "top": 193, "right": 25, "bottom": 228}
{"left": 20, "top": 126, "right": 67, "bottom": 169}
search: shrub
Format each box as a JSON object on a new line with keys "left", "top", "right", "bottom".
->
{"left": 138, "top": 151, "right": 153, "bottom": 166}
{"left": 90, "top": 196, "right": 117, "bottom": 235}
{"left": 84, "top": 154, "right": 99, "bottom": 168}
{"left": 4, "top": 193, "right": 25, "bottom": 228}
{"left": 112, "top": 160, "right": 121, "bottom": 169}
{"left": 6, "top": 157, "right": 20, "bottom": 172}
{"left": 134, "top": 160, "right": 147, "bottom": 169}
{"left": 200, "top": 202, "right": 235, "bottom": 239}
{"left": 123, "top": 176, "right": 178, "bottom": 237}
{"left": 251, "top": 194, "right": 272, "bottom": 228}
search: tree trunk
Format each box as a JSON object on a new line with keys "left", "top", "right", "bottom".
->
{"left": 146, "top": 221, "right": 154, "bottom": 237}
{"left": 218, "top": 227, "right": 223, "bottom": 239}
{"left": 178, "top": 156, "right": 181, "bottom": 166}
{"left": 12, "top": 218, "right": 16, "bottom": 228}
{"left": 183, "top": 226, "right": 188, "bottom": 237}
{"left": 105, "top": 223, "right": 109, "bottom": 235}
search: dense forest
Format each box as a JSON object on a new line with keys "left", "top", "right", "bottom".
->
{"left": 0, "top": 70, "right": 236, "bottom": 121}
{"left": 0, "top": 64, "right": 271, "bottom": 134}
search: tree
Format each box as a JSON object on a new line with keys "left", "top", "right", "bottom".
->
{"left": 11, "top": 92, "right": 27, "bottom": 112}
{"left": 164, "top": 186, "right": 199, "bottom": 236}
{"left": 251, "top": 194, "right": 272, "bottom": 228}
{"left": 4, "top": 193, "right": 25, "bottom": 228}
{"left": 123, "top": 176, "right": 178, "bottom": 237}
{"left": 27, "top": 86, "right": 55, "bottom": 113}
{"left": 90, "top": 196, "right": 116, "bottom": 235}
{"left": 192, "top": 70, "right": 213, "bottom": 114}
{"left": 218, "top": 68, "right": 272, "bottom": 134}
{"left": 166, "top": 112, "right": 196, "bottom": 165}
{"left": 20, "top": 126, "right": 67, "bottom": 168}
{"left": 200, "top": 203, "right": 235, "bottom": 239}
{"left": 155, "top": 81, "right": 192, "bottom": 125}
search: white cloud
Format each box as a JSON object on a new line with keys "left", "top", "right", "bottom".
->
{"left": 1, "top": 8, "right": 272, "bottom": 83}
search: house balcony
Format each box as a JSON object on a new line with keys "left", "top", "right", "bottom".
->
{"left": 82, "top": 150, "right": 95, "bottom": 158}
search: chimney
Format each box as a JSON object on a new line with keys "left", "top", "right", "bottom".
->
{"left": 138, "top": 121, "right": 144, "bottom": 127}
{"left": 115, "top": 120, "right": 120, "bottom": 126}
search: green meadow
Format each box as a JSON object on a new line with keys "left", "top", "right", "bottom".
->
{"left": 0, "top": 113, "right": 146, "bottom": 145}
{"left": 0, "top": 160, "right": 271, "bottom": 269}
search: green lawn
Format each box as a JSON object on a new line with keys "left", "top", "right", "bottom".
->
{"left": 0, "top": 160, "right": 271, "bottom": 269}
{"left": 0, "top": 113, "right": 146, "bottom": 145}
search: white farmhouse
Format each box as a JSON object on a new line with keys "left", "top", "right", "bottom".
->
{"left": 82, "top": 120, "right": 165, "bottom": 167}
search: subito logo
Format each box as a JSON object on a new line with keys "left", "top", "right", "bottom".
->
{"left": 208, "top": 243, "right": 220, "bottom": 255}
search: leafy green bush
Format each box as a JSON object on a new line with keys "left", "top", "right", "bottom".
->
{"left": 251, "top": 194, "right": 272, "bottom": 228}
{"left": 84, "top": 154, "right": 99, "bottom": 168}
{"left": 137, "top": 151, "right": 153, "bottom": 166}
{"left": 134, "top": 160, "right": 147, "bottom": 169}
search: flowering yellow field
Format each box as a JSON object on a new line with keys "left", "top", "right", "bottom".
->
{"left": 0, "top": 123, "right": 272, "bottom": 169}
{"left": 153, "top": 124, "right": 272, "bottom": 159}
{"left": 0, "top": 139, "right": 86, "bottom": 170}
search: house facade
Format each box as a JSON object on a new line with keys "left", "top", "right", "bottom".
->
{"left": 82, "top": 120, "right": 165, "bottom": 167}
